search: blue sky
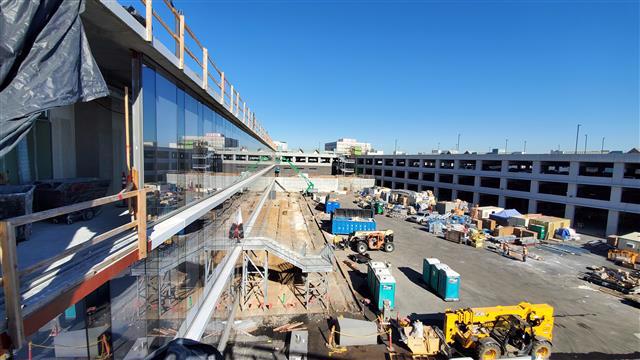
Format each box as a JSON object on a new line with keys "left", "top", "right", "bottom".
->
{"left": 169, "top": 0, "right": 638, "bottom": 154}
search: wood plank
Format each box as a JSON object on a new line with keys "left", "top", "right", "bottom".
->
{"left": 0, "top": 222, "right": 25, "bottom": 349}
{"left": 136, "top": 188, "right": 148, "bottom": 259}
{"left": 9, "top": 189, "right": 145, "bottom": 226}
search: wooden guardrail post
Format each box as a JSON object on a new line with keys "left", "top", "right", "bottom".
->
{"left": 0, "top": 222, "right": 25, "bottom": 349}
{"left": 145, "top": 0, "right": 153, "bottom": 41}
{"left": 202, "top": 48, "right": 208, "bottom": 90}
{"left": 219, "top": 72, "right": 225, "bottom": 104}
{"left": 178, "top": 14, "right": 185, "bottom": 69}
{"left": 136, "top": 189, "right": 148, "bottom": 259}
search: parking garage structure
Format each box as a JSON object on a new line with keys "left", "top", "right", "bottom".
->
{"left": 356, "top": 153, "right": 640, "bottom": 236}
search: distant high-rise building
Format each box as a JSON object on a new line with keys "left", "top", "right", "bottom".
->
{"left": 274, "top": 140, "right": 288, "bottom": 151}
{"left": 325, "top": 138, "right": 372, "bottom": 155}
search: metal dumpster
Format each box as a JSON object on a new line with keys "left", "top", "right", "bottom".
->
{"left": 0, "top": 185, "right": 35, "bottom": 241}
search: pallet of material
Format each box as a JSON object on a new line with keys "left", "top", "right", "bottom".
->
{"left": 581, "top": 266, "right": 640, "bottom": 294}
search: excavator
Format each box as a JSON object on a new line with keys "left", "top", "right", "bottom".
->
{"left": 442, "top": 302, "right": 554, "bottom": 360}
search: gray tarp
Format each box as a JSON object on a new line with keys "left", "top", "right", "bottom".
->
{"left": 0, "top": 0, "right": 108, "bottom": 156}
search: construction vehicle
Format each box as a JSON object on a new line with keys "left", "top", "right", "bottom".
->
{"left": 334, "top": 230, "right": 395, "bottom": 254}
{"left": 278, "top": 157, "right": 316, "bottom": 196}
{"left": 443, "top": 302, "right": 554, "bottom": 360}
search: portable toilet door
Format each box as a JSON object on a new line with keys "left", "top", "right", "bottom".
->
{"left": 422, "top": 258, "right": 440, "bottom": 287}
{"left": 437, "top": 267, "right": 460, "bottom": 301}
{"left": 375, "top": 274, "right": 396, "bottom": 310}
{"left": 370, "top": 268, "right": 391, "bottom": 296}
{"left": 430, "top": 264, "right": 448, "bottom": 290}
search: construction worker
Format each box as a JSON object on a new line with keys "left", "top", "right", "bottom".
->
{"left": 522, "top": 245, "right": 528, "bottom": 262}
{"left": 501, "top": 242, "right": 509, "bottom": 256}
{"left": 274, "top": 165, "right": 280, "bottom": 177}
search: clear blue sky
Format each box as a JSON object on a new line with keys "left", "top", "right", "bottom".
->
{"left": 169, "top": 0, "right": 638, "bottom": 154}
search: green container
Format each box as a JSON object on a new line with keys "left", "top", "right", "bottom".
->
{"left": 422, "top": 258, "right": 440, "bottom": 287}
{"left": 528, "top": 224, "right": 546, "bottom": 240}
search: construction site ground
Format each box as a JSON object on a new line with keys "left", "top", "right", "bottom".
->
{"left": 324, "top": 193, "right": 640, "bottom": 360}
{"left": 235, "top": 191, "right": 360, "bottom": 317}
{"left": 223, "top": 191, "right": 639, "bottom": 360}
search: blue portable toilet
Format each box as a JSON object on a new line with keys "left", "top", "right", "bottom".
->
{"left": 374, "top": 274, "right": 396, "bottom": 310}
{"left": 437, "top": 267, "right": 460, "bottom": 301}
{"left": 430, "top": 263, "right": 448, "bottom": 290}
{"left": 422, "top": 258, "right": 440, "bottom": 286}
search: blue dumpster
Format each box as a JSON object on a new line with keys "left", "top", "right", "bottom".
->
{"left": 430, "top": 263, "right": 448, "bottom": 290}
{"left": 437, "top": 267, "right": 460, "bottom": 301}
{"left": 331, "top": 216, "right": 376, "bottom": 235}
{"left": 325, "top": 201, "right": 341, "bottom": 214}
{"left": 422, "top": 258, "right": 440, "bottom": 287}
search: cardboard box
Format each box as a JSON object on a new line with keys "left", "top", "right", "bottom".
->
{"left": 514, "top": 227, "right": 537, "bottom": 238}
{"left": 493, "top": 226, "right": 515, "bottom": 237}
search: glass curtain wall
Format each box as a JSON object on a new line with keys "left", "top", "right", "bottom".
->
{"left": 142, "top": 64, "right": 272, "bottom": 220}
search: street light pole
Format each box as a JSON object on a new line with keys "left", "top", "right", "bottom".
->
{"left": 457, "top": 133, "right": 460, "bottom": 151}
{"left": 505, "top": 139, "right": 509, "bottom": 154}
{"left": 601, "top": 137, "right": 605, "bottom": 154}
{"left": 575, "top": 124, "right": 581, "bottom": 154}
{"left": 584, "top": 134, "right": 588, "bottom": 154}
{"left": 523, "top": 140, "right": 527, "bottom": 154}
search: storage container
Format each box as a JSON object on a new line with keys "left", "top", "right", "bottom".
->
{"left": 437, "top": 267, "right": 460, "bottom": 301}
{"left": 430, "top": 263, "right": 448, "bottom": 290}
{"left": 422, "top": 258, "right": 440, "bottom": 287}
{"left": 528, "top": 224, "right": 546, "bottom": 240}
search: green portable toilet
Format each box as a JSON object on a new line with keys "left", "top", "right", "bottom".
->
{"left": 422, "top": 258, "right": 440, "bottom": 287}
{"left": 374, "top": 274, "right": 396, "bottom": 310}
{"left": 430, "top": 263, "right": 449, "bottom": 290}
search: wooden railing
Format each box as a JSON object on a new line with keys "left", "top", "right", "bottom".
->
{"left": 139, "top": 0, "right": 274, "bottom": 149}
{"left": 0, "top": 187, "right": 150, "bottom": 349}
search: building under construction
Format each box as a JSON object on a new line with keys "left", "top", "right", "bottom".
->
{"left": 1, "top": 1, "right": 639, "bottom": 360}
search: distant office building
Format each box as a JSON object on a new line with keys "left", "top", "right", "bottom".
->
{"left": 325, "top": 138, "right": 372, "bottom": 155}
{"left": 274, "top": 140, "right": 288, "bottom": 152}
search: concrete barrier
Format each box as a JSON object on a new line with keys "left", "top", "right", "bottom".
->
{"left": 274, "top": 176, "right": 374, "bottom": 193}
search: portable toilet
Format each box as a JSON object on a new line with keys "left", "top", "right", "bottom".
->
{"left": 430, "top": 263, "right": 449, "bottom": 290}
{"left": 437, "top": 267, "right": 461, "bottom": 301}
{"left": 374, "top": 274, "right": 396, "bottom": 310}
{"left": 367, "top": 261, "right": 389, "bottom": 292}
{"left": 369, "top": 268, "right": 391, "bottom": 295}
{"left": 422, "top": 258, "right": 440, "bottom": 286}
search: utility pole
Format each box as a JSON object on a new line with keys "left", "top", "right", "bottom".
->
{"left": 575, "top": 124, "right": 581, "bottom": 154}
{"left": 584, "top": 134, "right": 588, "bottom": 154}
{"left": 505, "top": 139, "right": 509, "bottom": 154}
{"left": 456, "top": 133, "right": 460, "bottom": 151}
{"left": 394, "top": 139, "right": 398, "bottom": 155}
{"left": 523, "top": 140, "right": 527, "bottom": 154}
{"left": 437, "top": 142, "right": 440, "bottom": 152}
{"left": 601, "top": 137, "right": 605, "bottom": 154}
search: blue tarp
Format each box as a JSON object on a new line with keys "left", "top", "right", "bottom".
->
{"left": 490, "top": 209, "right": 523, "bottom": 220}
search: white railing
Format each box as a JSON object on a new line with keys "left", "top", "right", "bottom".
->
{"left": 138, "top": 0, "right": 274, "bottom": 149}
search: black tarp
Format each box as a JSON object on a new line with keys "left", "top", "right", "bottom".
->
{"left": 145, "top": 338, "right": 223, "bottom": 360}
{"left": 0, "top": 0, "right": 108, "bottom": 156}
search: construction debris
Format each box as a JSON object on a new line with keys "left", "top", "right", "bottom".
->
{"left": 581, "top": 266, "right": 640, "bottom": 294}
